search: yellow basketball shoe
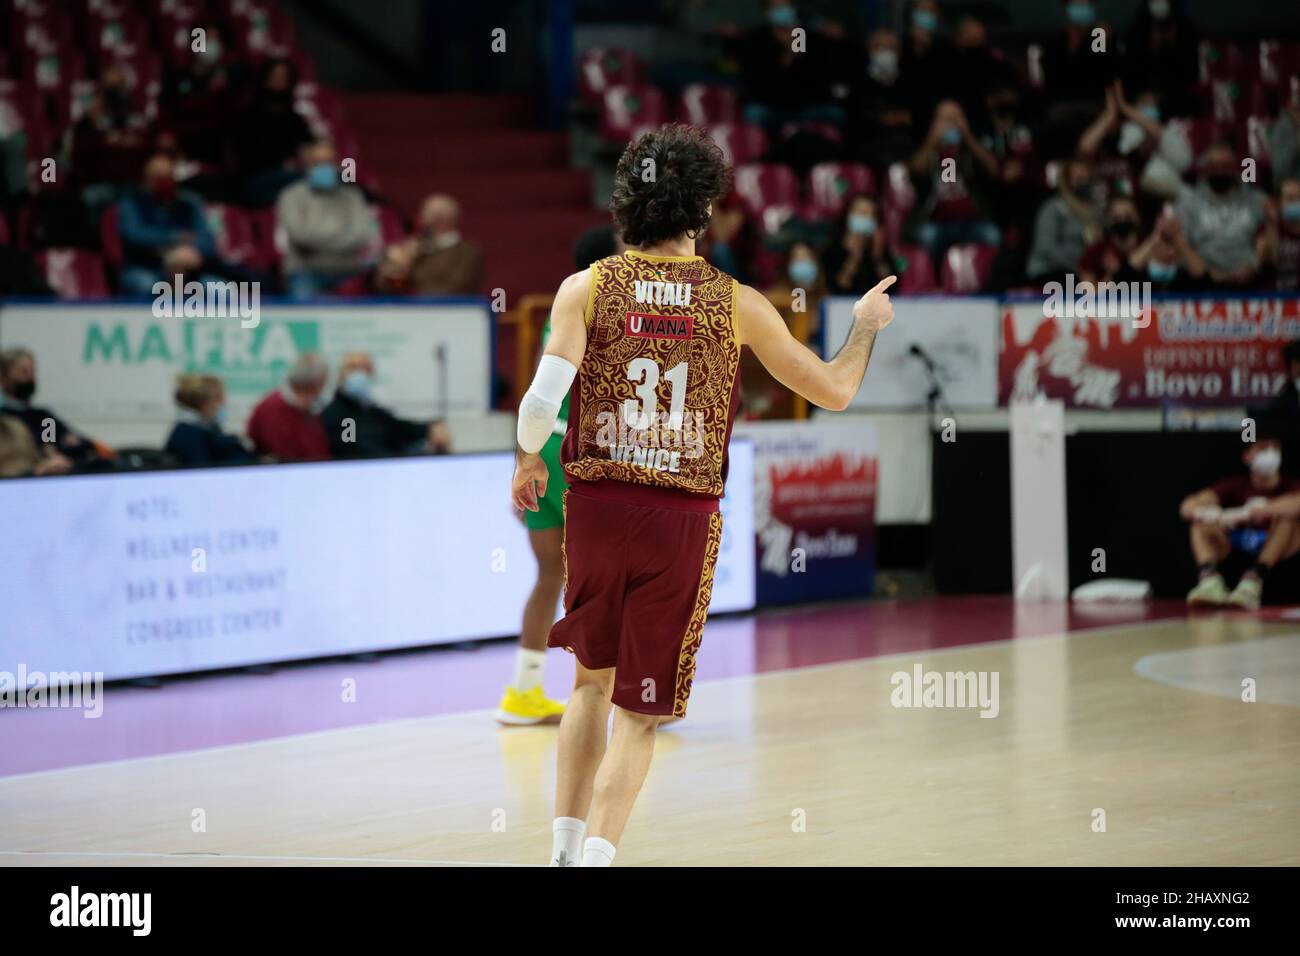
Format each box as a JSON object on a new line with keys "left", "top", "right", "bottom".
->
{"left": 496, "top": 686, "right": 566, "bottom": 726}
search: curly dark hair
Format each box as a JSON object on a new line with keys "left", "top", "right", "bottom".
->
{"left": 609, "top": 124, "right": 732, "bottom": 248}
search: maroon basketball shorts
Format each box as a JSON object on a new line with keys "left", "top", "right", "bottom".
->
{"left": 547, "top": 482, "right": 723, "bottom": 718}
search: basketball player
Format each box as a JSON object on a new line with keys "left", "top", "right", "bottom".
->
{"left": 510, "top": 124, "right": 896, "bottom": 866}
{"left": 498, "top": 226, "right": 621, "bottom": 725}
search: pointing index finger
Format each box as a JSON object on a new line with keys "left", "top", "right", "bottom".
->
{"left": 871, "top": 275, "right": 898, "bottom": 294}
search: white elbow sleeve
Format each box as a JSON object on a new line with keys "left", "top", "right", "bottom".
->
{"left": 517, "top": 354, "right": 577, "bottom": 453}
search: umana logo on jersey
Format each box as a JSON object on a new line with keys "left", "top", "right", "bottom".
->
{"left": 626, "top": 312, "right": 693, "bottom": 339}
{"left": 628, "top": 280, "right": 694, "bottom": 339}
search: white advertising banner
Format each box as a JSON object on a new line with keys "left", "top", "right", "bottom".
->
{"left": 820, "top": 296, "right": 999, "bottom": 409}
{"left": 0, "top": 301, "right": 493, "bottom": 425}
{"left": 0, "top": 446, "right": 755, "bottom": 681}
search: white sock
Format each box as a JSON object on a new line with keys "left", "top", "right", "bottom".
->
{"left": 550, "top": 817, "right": 585, "bottom": 867}
{"left": 581, "top": 836, "right": 616, "bottom": 867}
{"left": 514, "top": 647, "right": 546, "bottom": 692}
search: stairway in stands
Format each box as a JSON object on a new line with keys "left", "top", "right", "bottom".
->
{"left": 338, "top": 93, "right": 607, "bottom": 305}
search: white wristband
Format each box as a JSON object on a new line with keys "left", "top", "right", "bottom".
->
{"left": 517, "top": 354, "right": 577, "bottom": 453}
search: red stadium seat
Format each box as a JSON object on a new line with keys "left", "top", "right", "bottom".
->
{"left": 881, "top": 162, "right": 916, "bottom": 245}
{"left": 940, "top": 243, "right": 995, "bottom": 294}
{"left": 732, "top": 163, "right": 800, "bottom": 218}
{"left": 37, "top": 248, "right": 109, "bottom": 299}
{"left": 676, "top": 84, "right": 738, "bottom": 126}
{"left": 1199, "top": 40, "right": 1243, "bottom": 84}
{"left": 373, "top": 204, "right": 406, "bottom": 245}
{"left": 578, "top": 48, "right": 645, "bottom": 105}
{"left": 757, "top": 202, "right": 799, "bottom": 237}
{"left": 806, "top": 162, "right": 876, "bottom": 219}
{"left": 896, "top": 244, "right": 938, "bottom": 294}
{"left": 206, "top": 204, "right": 260, "bottom": 267}
{"left": 98, "top": 203, "right": 123, "bottom": 272}
{"left": 778, "top": 120, "right": 843, "bottom": 145}
{"left": 599, "top": 84, "right": 666, "bottom": 143}
{"left": 708, "top": 123, "right": 768, "bottom": 166}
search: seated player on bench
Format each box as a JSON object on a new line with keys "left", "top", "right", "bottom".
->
{"left": 1181, "top": 436, "right": 1300, "bottom": 610}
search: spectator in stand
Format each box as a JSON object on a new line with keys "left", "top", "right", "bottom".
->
{"left": 698, "top": 200, "right": 749, "bottom": 282}
{"left": 320, "top": 352, "right": 451, "bottom": 460}
{"left": 235, "top": 57, "right": 314, "bottom": 207}
{"left": 949, "top": 16, "right": 1019, "bottom": 127}
{"left": 1077, "top": 82, "right": 1164, "bottom": 209}
{"left": 1128, "top": 208, "right": 1201, "bottom": 292}
{"left": 823, "top": 194, "right": 896, "bottom": 295}
{"left": 117, "top": 153, "right": 218, "bottom": 295}
{"left": 1261, "top": 178, "right": 1300, "bottom": 292}
{"left": 1269, "top": 97, "right": 1300, "bottom": 186}
{"left": 845, "top": 27, "right": 915, "bottom": 169}
{"left": 65, "top": 65, "right": 151, "bottom": 201}
{"left": 375, "top": 194, "right": 483, "bottom": 296}
{"left": 1180, "top": 431, "right": 1300, "bottom": 611}
{"left": 247, "top": 353, "right": 331, "bottom": 462}
{"left": 976, "top": 81, "right": 1044, "bottom": 288}
{"left": 159, "top": 22, "right": 244, "bottom": 170}
{"left": 1121, "top": 0, "right": 1199, "bottom": 120}
{"left": 165, "top": 374, "right": 254, "bottom": 467}
{"left": 0, "top": 347, "right": 98, "bottom": 470}
{"left": 1174, "top": 143, "right": 1270, "bottom": 290}
{"left": 906, "top": 100, "right": 1002, "bottom": 271}
{"left": 1026, "top": 156, "right": 1101, "bottom": 285}
{"left": 0, "top": 413, "right": 68, "bottom": 477}
{"left": 277, "top": 139, "right": 374, "bottom": 301}
{"left": 771, "top": 242, "right": 827, "bottom": 302}
{"left": 1041, "top": 1, "right": 1121, "bottom": 154}
{"left": 735, "top": 0, "right": 842, "bottom": 130}
{"left": 1079, "top": 195, "right": 1144, "bottom": 285}
{"left": 899, "top": 0, "right": 954, "bottom": 125}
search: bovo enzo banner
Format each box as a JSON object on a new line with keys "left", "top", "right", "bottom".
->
{"left": 733, "top": 419, "right": 877, "bottom": 605}
{"left": 1000, "top": 293, "right": 1298, "bottom": 408}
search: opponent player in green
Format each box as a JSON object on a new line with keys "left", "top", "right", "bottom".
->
{"left": 497, "top": 227, "right": 621, "bottom": 725}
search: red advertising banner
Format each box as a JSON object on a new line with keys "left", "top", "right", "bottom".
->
{"left": 999, "top": 298, "right": 1300, "bottom": 408}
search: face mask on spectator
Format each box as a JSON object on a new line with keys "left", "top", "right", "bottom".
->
{"left": 1149, "top": 260, "right": 1177, "bottom": 283}
{"left": 868, "top": 50, "right": 899, "bottom": 82}
{"left": 212, "top": 405, "right": 228, "bottom": 428}
{"left": 789, "top": 259, "right": 818, "bottom": 286}
{"left": 10, "top": 380, "right": 35, "bottom": 402}
{"left": 149, "top": 178, "right": 176, "bottom": 202}
{"left": 1139, "top": 104, "right": 1161, "bottom": 123}
{"left": 342, "top": 370, "right": 373, "bottom": 402}
{"left": 1149, "top": 0, "right": 1171, "bottom": 19}
{"left": 848, "top": 213, "right": 877, "bottom": 236}
{"left": 1118, "top": 121, "right": 1147, "bottom": 155}
{"left": 1251, "top": 447, "right": 1282, "bottom": 477}
{"left": 767, "top": 5, "right": 796, "bottom": 27}
{"left": 1282, "top": 202, "right": 1300, "bottom": 222}
{"left": 310, "top": 395, "right": 329, "bottom": 415}
{"left": 308, "top": 163, "right": 340, "bottom": 191}
{"left": 941, "top": 127, "right": 961, "bottom": 146}
{"left": 911, "top": 9, "right": 937, "bottom": 33}
{"left": 1066, "top": 2, "right": 1095, "bottom": 25}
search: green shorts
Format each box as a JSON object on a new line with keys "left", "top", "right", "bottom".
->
{"left": 524, "top": 431, "right": 569, "bottom": 531}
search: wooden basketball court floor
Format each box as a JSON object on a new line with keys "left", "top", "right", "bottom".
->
{"left": 1, "top": 598, "right": 1297, "bottom": 866}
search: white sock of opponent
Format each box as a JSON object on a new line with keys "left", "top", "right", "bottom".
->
{"left": 581, "top": 836, "right": 616, "bottom": 867}
{"left": 550, "top": 817, "right": 585, "bottom": 867}
{"left": 514, "top": 647, "right": 546, "bottom": 692}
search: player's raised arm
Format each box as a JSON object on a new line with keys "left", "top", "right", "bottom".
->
{"left": 737, "top": 275, "right": 896, "bottom": 411}
{"left": 510, "top": 268, "right": 591, "bottom": 512}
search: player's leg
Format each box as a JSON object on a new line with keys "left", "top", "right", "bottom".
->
{"left": 1228, "top": 517, "right": 1300, "bottom": 610}
{"left": 550, "top": 660, "right": 614, "bottom": 866}
{"left": 1187, "top": 520, "right": 1232, "bottom": 606}
{"left": 578, "top": 508, "right": 722, "bottom": 866}
{"left": 581, "top": 704, "right": 659, "bottom": 865}
{"left": 498, "top": 440, "right": 568, "bottom": 725}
